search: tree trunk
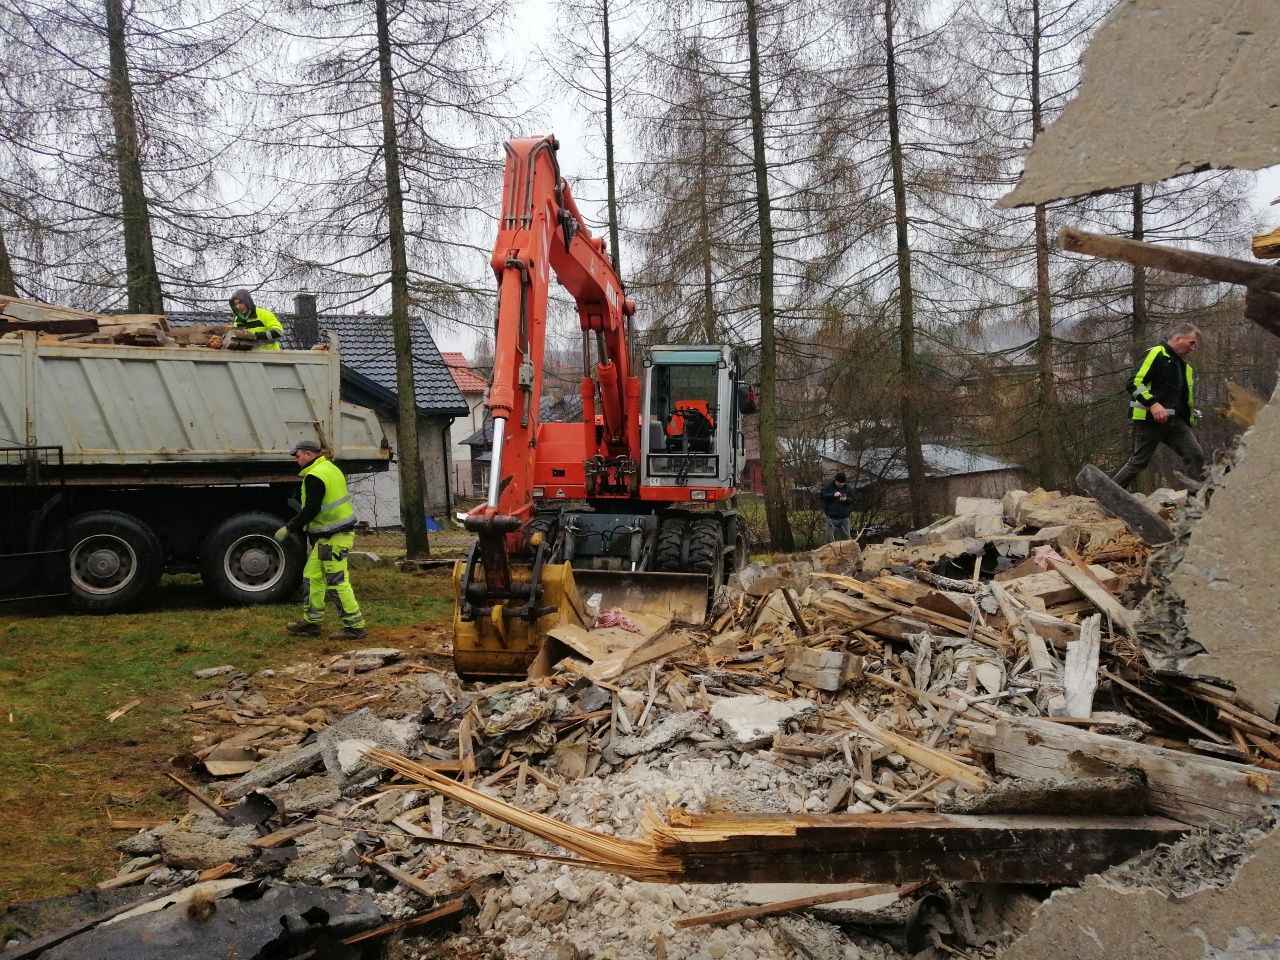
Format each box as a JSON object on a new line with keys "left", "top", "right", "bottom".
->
{"left": 698, "top": 115, "right": 716, "bottom": 343}
{"left": 745, "top": 0, "right": 793, "bottom": 551}
{"left": 104, "top": 0, "right": 163, "bottom": 313}
{"left": 1130, "top": 185, "right": 1147, "bottom": 361}
{"left": 1030, "top": 0, "right": 1057, "bottom": 488}
{"left": 884, "top": 0, "right": 929, "bottom": 528}
{"left": 601, "top": 0, "right": 630, "bottom": 352}
{"left": 375, "top": 0, "right": 428, "bottom": 558}
{"left": 0, "top": 224, "right": 15, "bottom": 297}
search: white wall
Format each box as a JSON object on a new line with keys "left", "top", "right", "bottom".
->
{"left": 347, "top": 414, "right": 455, "bottom": 528}
{"left": 448, "top": 392, "right": 487, "bottom": 496}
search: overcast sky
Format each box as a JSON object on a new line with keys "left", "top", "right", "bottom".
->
{"left": 432, "top": 0, "right": 1280, "bottom": 359}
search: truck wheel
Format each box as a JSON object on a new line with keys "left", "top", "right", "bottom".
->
{"left": 67, "top": 511, "right": 163, "bottom": 612}
{"left": 687, "top": 517, "right": 725, "bottom": 585}
{"left": 200, "top": 513, "right": 303, "bottom": 605}
{"left": 654, "top": 518, "right": 687, "bottom": 571}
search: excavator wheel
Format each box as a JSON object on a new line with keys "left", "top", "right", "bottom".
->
{"left": 687, "top": 517, "right": 725, "bottom": 585}
{"left": 654, "top": 518, "right": 687, "bottom": 571}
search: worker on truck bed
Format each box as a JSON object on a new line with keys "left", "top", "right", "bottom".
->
{"left": 274, "top": 440, "right": 367, "bottom": 640}
{"left": 229, "top": 289, "right": 284, "bottom": 350}
{"left": 1111, "top": 322, "right": 1205, "bottom": 490}
{"left": 819, "top": 471, "right": 855, "bottom": 544}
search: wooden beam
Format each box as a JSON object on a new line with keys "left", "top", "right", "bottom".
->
{"left": 970, "top": 715, "right": 1280, "bottom": 826}
{"left": 660, "top": 811, "right": 1186, "bottom": 885}
{"left": 1075, "top": 464, "right": 1175, "bottom": 545}
{"left": 1059, "top": 227, "right": 1280, "bottom": 294}
{"left": 675, "top": 882, "right": 914, "bottom": 929}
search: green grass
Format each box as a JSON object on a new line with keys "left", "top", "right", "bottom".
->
{"left": 0, "top": 560, "right": 455, "bottom": 907}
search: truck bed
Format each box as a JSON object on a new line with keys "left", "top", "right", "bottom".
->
{"left": 0, "top": 331, "right": 389, "bottom": 477}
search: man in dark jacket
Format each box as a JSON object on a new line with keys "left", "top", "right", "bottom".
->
{"left": 1112, "top": 323, "right": 1204, "bottom": 490}
{"left": 819, "top": 471, "right": 855, "bottom": 543}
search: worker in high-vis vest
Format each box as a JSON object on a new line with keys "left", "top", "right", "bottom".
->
{"left": 274, "top": 440, "right": 366, "bottom": 640}
{"left": 229, "top": 288, "right": 285, "bottom": 350}
{"left": 1111, "top": 322, "right": 1205, "bottom": 490}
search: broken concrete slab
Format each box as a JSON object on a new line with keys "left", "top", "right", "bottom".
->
{"left": 317, "top": 707, "right": 409, "bottom": 790}
{"left": 1001, "top": 0, "right": 1280, "bottom": 207}
{"left": 158, "top": 831, "right": 255, "bottom": 871}
{"left": 266, "top": 774, "right": 342, "bottom": 816}
{"left": 604, "top": 710, "right": 703, "bottom": 763}
{"left": 221, "top": 742, "right": 323, "bottom": 801}
{"left": 709, "top": 695, "right": 818, "bottom": 750}
{"left": 193, "top": 665, "right": 235, "bottom": 680}
{"left": 1000, "top": 827, "right": 1280, "bottom": 960}
{"left": 1172, "top": 383, "right": 1280, "bottom": 716}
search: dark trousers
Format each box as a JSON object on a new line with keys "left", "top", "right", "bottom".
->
{"left": 1112, "top": 419, "right": 1205, "bottom": 489}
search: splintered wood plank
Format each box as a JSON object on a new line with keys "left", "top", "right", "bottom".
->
{"left": 1062, "top": 615, "right": 1101, "bottom": 718}
{"left": 662, "top": 812, "right": 1186, "bottom": 885}
{"left": 675, "top": 882, "right": 912, "bottom": 928}
{"left": 970, "top": 715, "right": 1280, "bottom": 826}
{"left": 1044, "top": 556, "right": 1134, "bottom": 636}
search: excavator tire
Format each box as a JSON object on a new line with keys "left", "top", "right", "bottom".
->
{"left": 654, "top": 518, "right": 687, "bottom": 571}
{"left": 687, "top": 517, "right": 724, "bottom": 585}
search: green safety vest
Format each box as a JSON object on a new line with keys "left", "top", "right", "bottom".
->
{"left": 300, "top": 456, "right": 356, "bottom": 535}
{"left": 231, "top": 305, "right": 284, "bottom": 351}
{"left": 1130, "top": 345, "right": 1196, "bottom": 425}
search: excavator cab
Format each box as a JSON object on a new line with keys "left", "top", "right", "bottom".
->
{"left": 642, "top": 345, "right": 742, "bottom": 491}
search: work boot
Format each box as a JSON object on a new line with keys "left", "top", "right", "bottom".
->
{"left": 330, "top": 626, "right": 367, "bottom": 642}
{"left": 286, "top": 620, "right": 322, "bottom": 637}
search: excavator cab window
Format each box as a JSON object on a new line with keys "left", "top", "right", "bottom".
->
{"left": 651, "top": 364, "right": 718, "bottom": 454}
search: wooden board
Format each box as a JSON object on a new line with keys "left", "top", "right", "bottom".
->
{"left": 970, "top": 715, "right": 1280, "bottom": 826}
{"left": 1003, "top": 563, "right": 1118, "bottom": 607}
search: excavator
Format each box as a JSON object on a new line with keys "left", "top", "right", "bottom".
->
{"left": 453, "top": 135, "right": 757, "bottom": 679}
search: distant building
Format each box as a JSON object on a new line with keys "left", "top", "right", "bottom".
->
{"left": 169, "top": 295, "right": 468, "bottom": 528}
{"left": 441, "top": 352, "right": 488, "bottom": 497}
{"left": 784, "top": 438, "right": 1024, "bottom": 517}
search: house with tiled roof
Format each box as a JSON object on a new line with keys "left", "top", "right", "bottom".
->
{"left": 169, "top": 295, "right": 468, "bottom": 528}
{"left": 440, "top": 352, "right": 489, "bottom": 497}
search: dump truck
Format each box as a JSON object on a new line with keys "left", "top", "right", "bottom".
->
{"left": 0, "top": 327, "right": 390, "bottom": 611}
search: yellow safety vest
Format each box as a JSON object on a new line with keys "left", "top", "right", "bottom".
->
{"left": 300, "top": 456, "right": 356, "bottom": 535}
{"left": 1130, "top": 345, "right": 1196, "bottom": 425}
{"left": 231, "top": 305, "right": 284, "bottom": 351}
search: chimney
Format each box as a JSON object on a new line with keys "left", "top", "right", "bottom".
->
{"left": 293, "top": 293, "right": 319, "bottom": 348}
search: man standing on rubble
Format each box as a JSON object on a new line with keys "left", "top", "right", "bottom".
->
{"left": 274, "top": 440, "right": 367, "bottom": 641}
{"left": 228, "top": 289, "right": 285, "bottom": 350}
{"left": 819, "top": 471, "right": 855, "bottom": 543}
{"left": 1112, "top": 322, "right": 1205, "bottom": 490}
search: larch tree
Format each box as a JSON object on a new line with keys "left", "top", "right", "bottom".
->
{"left": 0, "top": 0, "right": 267, "bottom": 310}
{"left": 261, "top": 0, "right": 516, "bottom": 556}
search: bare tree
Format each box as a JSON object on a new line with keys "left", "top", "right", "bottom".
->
{"left": 261, "top": 0, "right": 516, "bottom": 554}
{"left": 0, "top": 0, "right": 268, "bottom": 309}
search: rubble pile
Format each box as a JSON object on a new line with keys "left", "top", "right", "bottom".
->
{"left": 9, "top": 488, "right": 1280, "bottom": 959}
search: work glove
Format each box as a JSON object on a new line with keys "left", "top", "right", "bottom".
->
{"left": 273, "top": 527, "right": 290, "bottom": 542}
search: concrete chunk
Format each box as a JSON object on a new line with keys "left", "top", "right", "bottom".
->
{"left": 604, "top": 711, "right": 703, "bottom": 763}
{"left": 159, "top": 831, "right": 255, "bottom": 871}
{"left": 709, "top": 695, "right": 818, "bottom": 750}
{"left": 222, "top": 742, "right": 324, "bottom": 801}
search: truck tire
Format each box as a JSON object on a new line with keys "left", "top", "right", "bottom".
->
{"left": 687, "top": 517, "right": 725, "bottom": 585}
{"left": 200, "top": 512, "right": 304, "bottom": 605}
{"left": 67, "top": 511, "right": 163, "bottom": 612}
{"left": 654, "top": 518, "right": 687, "bottom": 571}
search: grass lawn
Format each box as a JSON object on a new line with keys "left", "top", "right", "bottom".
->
{"left": 0, "top": 553, "right": 456, "bottom": 908}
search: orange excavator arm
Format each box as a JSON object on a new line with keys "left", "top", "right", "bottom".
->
{"left": 466, "top": 135, "right": 637, "bottom": 593}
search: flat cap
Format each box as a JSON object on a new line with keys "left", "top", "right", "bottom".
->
{"left": 291, "top": 439, "right": 322, "bottom": 455}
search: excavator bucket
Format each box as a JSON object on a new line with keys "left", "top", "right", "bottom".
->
{"left": 572, "top": 569, "right": 711, "bottom": 625}
{"left": 452, "top": 560, "right": 590, "bottom": 680}
{"left": 452, "top": 561, "right": 712, "bottom": 680}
